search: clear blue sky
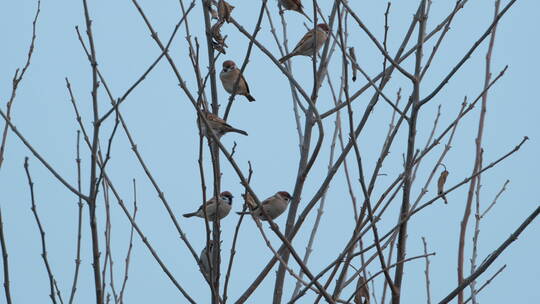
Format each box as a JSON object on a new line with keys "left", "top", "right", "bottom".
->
{"left": 0, "top": 0, "right": 538, "bottom": 303}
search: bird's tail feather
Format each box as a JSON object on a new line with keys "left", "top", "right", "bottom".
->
{"left": 299, "top": 10, "right": 312, "bottom": 22}
{"left": 183, "top": 212, "right": 197, "bottom": 218}
{"left": 231, "top": 128, "right": 248, "bottom": 136}
{"left": 279, "top": 53, "right": 294, "bottom": 64}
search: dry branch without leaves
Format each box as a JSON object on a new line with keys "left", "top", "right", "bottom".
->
{"left": 0, "top": 1, "right": 537, "bottom": 304}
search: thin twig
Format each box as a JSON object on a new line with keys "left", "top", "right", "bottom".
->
{"left": 464, "top": 265, "right": 506, "bottom": 304}
{"left": 0, "top": 207, "right": 12, "bottom": 304}
{"left": 69, "top": 131, "right": 84, "bottom": 304}
{"left": 481, "top": 180, "right": 509, "bottom": 218}
{"left": 440, "top": 206, "right": 540, "bottom": 304}
{"left": 422, "top": 237, "right": 432, "bottom": 304}
{"left": 80, "top": 0, "right": 105, "bottom": 301}
{"left": 24, "top": 157, "right": 61, "bottom": 304}
{"left": 0, "top": 0, "right": 41, "bottom": 170}
{"left": 458, "top": 2, "right": 500, "bottom": 302}
{"left": 222, "top": 162, "right": 253, "bottom": 304}
{"left": 118, "top": 179, "right": 138, "bottom": 304}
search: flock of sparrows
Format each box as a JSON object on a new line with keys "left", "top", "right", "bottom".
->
{"left": 183, "top": 0, "right": 330, "bottom": 222}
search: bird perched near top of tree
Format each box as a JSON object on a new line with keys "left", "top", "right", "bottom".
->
{"left": 183, "top": 191, "right": 234, "bottom": 221}
{"left": 220, "top": 60, "right": 256, "bottom": 102}
{"left": 237, "top": 191, "right": 292, "bottom": 221}
{"left": 279, "top": 24, "right": 330, "bottom": 64}
{"left": 197, "top": 112, "right": 248, "bottom": 139}
{"left": 278, "top": 0, "right": 312, "bottom": 21}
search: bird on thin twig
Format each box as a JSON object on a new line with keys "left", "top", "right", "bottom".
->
{"left": 183, "top": 191, "right": 234, "bottom": 220}
{"left": 220, "top": 60, "right": 256, "bottom": 102}
{"left": 197, "top": 112, "right": 248, "bottom": 138}
{"left": 237, "top": 191, "right": 292, "bottom": 220}
{"left": 217, "top": 0, "right": 234, "bottom": 23}
{"left": 279, "top": 24, "right": 330, "bottom": 64}
{"left": 354, "top": 276, "right": 370, "bottom": 304}
{"left": 278, "top": 0, "right": 312, "bottom": 22}
{"left": 437, "top": 163, "right": 450, "bottom": 204}
{"left": 199, "top": 240, "right": 222, "bottom": 279}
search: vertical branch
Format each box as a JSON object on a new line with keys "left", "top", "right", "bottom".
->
{"left": 271, "top": 6, "right": 305, "bottom": 145}
{"left": 0, "top": 207, "right": 12, "bottom": 304}
{"left": 222, "top": 162, "right": 253, "bottom": 304}
{"left": 81, "top": 0, "right": 104, "bottom": 302}
{"left": 199, "top": 1, "right": 223, "bottom": 299}
{"left": 272, "top": 3, "right": 338, "bottom": 302}
{"left": 333, "top": 3, "right": 396, "bottom": 300}
{"left": 470, "top": 179, "right": 508, "bottom": 303}
{"left": 24, "top": 157, "right": 62, "bottom": 304}
{"left": 469, "top": 150, "right": 483, "bottom": 304}
{"left": 69, "top": 131, "right": 84, "bottom": 304}
{"left": 118, "top": 179, "right": 138, "bottom": 304}
{"left": 457, "top": 1, "right": 500, "bottom": 303}
{"left": 101, "top": 179, "right": 118, "bottom": 302}
{"left": 200, "top": 0, "right": 219, "bottom": 111}
{"left": 393, "top": 1, "right": 426, "bottom": 304}
{"left": 422, "top": 237, "right": 432, "bottom": 304}
{"left": 290, "top": 80, "right": 342, "bottom": 299}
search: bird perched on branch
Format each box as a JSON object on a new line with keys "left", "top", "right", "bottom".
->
{"left": 237, "top": 191, "right": 292, "bottom": 220}
{"left": 220, "top": 60, "right": 256, "bottom": 102}
{"left": 279, "top": 24, "right": 330, "bottom": 64}
{"left": 199, "top": 240, "right": 221, "bottom": 279}
{"left": 354, "top": 276, "right": 370, "bottom": 304}
{"left": 278, "top": 0, "right": 312, "bottom": 21}
{"left": 183, "top": 191, "right": 234, "bottom": 220}
{"left": 197, "top": 112, "right": 248, "bottom": 138}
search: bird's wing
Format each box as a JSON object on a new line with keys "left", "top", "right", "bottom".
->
{"left": 292, "top": 0, "right": 304, "bottom": 9}
{"left": 207, "top": 113, "right": 226, "bottom": 124}
{"left": 239, "top": 72, "right": 251, "bottom": 95}
{"left": 199, "top": 197, "right": 216, "bottom": 211}
{"left": 292, "top": 29, "right": 315, "bottom": 54}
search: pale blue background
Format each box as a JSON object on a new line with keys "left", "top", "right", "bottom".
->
{"left": 0, "top": 0, "right": 538, "bottom": 303}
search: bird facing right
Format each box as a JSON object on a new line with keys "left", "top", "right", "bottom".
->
{"left": 197, "top": 112, "right": 248, "bottom": 139}
{"left": 237, "top": 191, "right": 292, "bottom": 220}
{"left": 279, "top": 24, "right": 330, "bottom": 64}
{"left": 278, "top": 0, "right": 312, "bottom": 21}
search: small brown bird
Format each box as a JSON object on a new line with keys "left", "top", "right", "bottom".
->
{"left": 197, "top": 112, "right": 248, "bottom": 138}
{"left": 354, "top": 276, "right": 370, "bottom": 304}
{"left": 279, "top": 24, "right": 330, "bottom": 64}
{"left": 220, "top": 60, "right": 255, "bottom": 102}
{"left": 278, "top": 0, "right": 312, "bottom": 21}
{"left": 199, "top": 242, "right": 213, "bottom": 278}
{"left": 183, "top": 191, "right": 233, "bottom": 221}
{"left": 217, "top": 0, "right": 234, "bottom": 23}
{"left": 199, "top": 241, "right": 220, "bottom": 279}
{"left": 237, "top": 191, "right": 292, "bottom": 221}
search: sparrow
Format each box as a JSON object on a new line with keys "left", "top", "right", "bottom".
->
{"left": 199, "top": 241, "right": 221, "bottom": 279}
{"left": 220, "top": 60, "right": 256, "bottom": 102}
{"left": 237, "top": 191, "right": 292, "bottom": 221}
{"left": 217, "top": 0, "right": 234, "bottom": 23}
{"left": 183, "top": 191, "right": 233, "bottom": 221}
{"left": 278, "top": 24, "right": 330, "bottom": 64}
{"left": 197, "top": 112, "right": 248, "bottom": 138}
{"left": 278, "top": 0, "right": 312, "bottom": 21}
{"left": 354, "top": 276, "right": 370, "bottom": 304}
